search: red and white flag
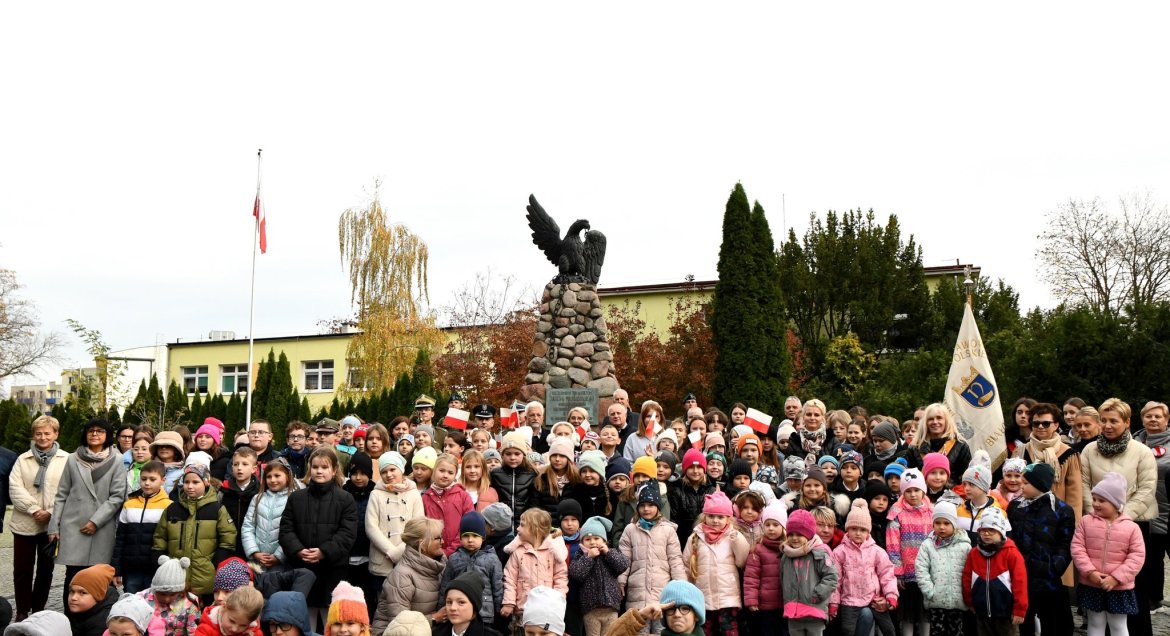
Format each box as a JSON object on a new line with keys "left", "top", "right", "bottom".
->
{"left": 745, "top": 408, "right": 773, "bottom": 435}
{"left": 444, "top": 408, "right": 469, "bottom": 430}
{"left": 644, "top": 412, "right": 663, "bottom": 438}
{"left": 253, "top": 190, "right": 267, "bottom": 254}
{"left": 499, "top": 408, "right": 519, "bottom": 429}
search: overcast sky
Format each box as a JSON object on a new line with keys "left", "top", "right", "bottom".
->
{"left": 3, "top": 3, "right": 1169, "bottom": 386}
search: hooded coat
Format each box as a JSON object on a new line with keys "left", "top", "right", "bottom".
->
{"left": 262, "top": 591, "right": 320, "bottom": 636}
{"left": 743, "top": 536, "right": 783, "bottom": 610}
{"left": 439, "top": 546, "right": 504, "bottom": 623}
{"left": 1070, "top": 511, "right": 1146, "bottom": 590}
{"left": 365, "top": 481, "right": 425, "bottom": 576}
{"left": 829, "top": 535, "right": 898, "bottom": 610}
{"left": 618, "top": 519, "right": 686, "bottom": 609}
{"left": 780, "top": 540, "right": 839, "bottom": 621}
{"left": 489, "top": 465, "right": 536, "bottom": 533}
{"left": 152, "top": 488, "right": 237, "bottom": 595}
{"left": 683, "top": 526, "right": 750, "bottom": 609}
{"left": 962, "top": 538, "right": 1028, "bottom": 619}
{"left": 279, "top": 480, "right": 358, "bottom": 605}
{"left": 421, "top": 483, "right": 474, "bottom": 556}
{"left": 915, "top": 529, "right": 971, "bottom": 610}
{"left": 1006, "top": 492, "right": 1075, "bottom": 595}
{"left": 49, "top": 450, "right": 128, "bottom": 566}
{"left": 241, "top": 488, "right": 290, "bottom": 565}
{"left": 501, "top": 537, "right": 568, "bottom": 610}
{"left": 372, "top": 546, "right": 447, "bottom": 634}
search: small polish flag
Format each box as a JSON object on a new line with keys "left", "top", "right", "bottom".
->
{"left": 644, "top": 412, "right": 663, "bottom": 438}
{"left": 745, "top": 408, "right": 773, "bottom": 435}
{"left": 444, "top": 408, "right": 469, "bottom": 430}
{"left": 575, "top": 421, "right": 590, "bottom": 442}
{"left": 499, "top": 408, "right": 519, "bottom": 429}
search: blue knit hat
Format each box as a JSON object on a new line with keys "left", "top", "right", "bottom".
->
{"left": 459, "top": 511, "right": 487, "bottom": 539}
{"left": 580, "top": 515, "right": 613, "bottom": 539}
{"left": 660, "top": 580, "right": 706, "bottom": 624}
{"left": 605, "top": 457, "right": 632, "bottom": 484}
{"left": 636, "top": 482, "right": 662, "bottom": 509}
{"left": 883, "top": 459, "right": 907, "bottom": 478}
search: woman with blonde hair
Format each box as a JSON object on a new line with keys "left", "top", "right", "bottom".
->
{"left": 371, "top": 517, "right": 446, "bottom": 634}
{"left": 913, "top": 403, "right": 972, "bottom": 484}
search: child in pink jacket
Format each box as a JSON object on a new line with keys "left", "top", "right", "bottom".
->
{"left": 830, "top": 499, "right": 897, "bottom": 636}
{"left": 421, "top": 453, "right": 474, "bottom": 556}
{"left": 501, "top": 508, "right": 568, "bottom": 634}
{"left": 684, "top": 491, "right": 750, "bottom": 636}
{"left": 1071, "top": 472, "right": 1146, "bottom": 636}
{"left": 885, "top": 468, "right": 932, "bottom": 636}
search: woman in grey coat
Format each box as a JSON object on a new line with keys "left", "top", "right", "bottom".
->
{"left": 48, "top": 418, "right": 128, "bottom": 592}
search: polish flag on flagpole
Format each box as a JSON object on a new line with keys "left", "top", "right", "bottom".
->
{"left": 253, "top": 191, "right": 267, "bottom": 254}
{"left": 444, "top": 408, "right": 469, "bottom": 430}
{"left": 499, "top": 408, "right": 519, "bottom": 429}
{"left": 745, "top": 408, "right": 773, "bottom": 435}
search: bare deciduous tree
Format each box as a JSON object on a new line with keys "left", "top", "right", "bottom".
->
{"left": 1038, "top": 193, "right": 1170, "bottom": 316}
{"left": 0, "top": 268, "right": 62, "bottom": 380}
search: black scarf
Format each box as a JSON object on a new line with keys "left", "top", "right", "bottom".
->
{"left": 1096, "top": 430, "right": 1132, "bottom": 458}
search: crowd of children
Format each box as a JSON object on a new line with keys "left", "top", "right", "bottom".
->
{"left": 3, "top": 397, "right": 1157, "bottom": 636}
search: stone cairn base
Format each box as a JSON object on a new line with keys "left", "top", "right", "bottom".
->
{"left": 520, "top": 281, "right": 620, "bottom": 407}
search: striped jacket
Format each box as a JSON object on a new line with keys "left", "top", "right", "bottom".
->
{"left": 112, "top": 488, "right": 172, "bottom": 576}
{"left": 886, "top": 497, "right": 933, "bottom": 581}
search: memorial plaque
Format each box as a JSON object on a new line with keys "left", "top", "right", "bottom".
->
{"left": 546, "top": 388, "right": 600, "bottom": 426}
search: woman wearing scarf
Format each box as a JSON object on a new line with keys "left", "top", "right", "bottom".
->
{"left": 1079, "top": 398, "right": 1158, "bottom": 636}
{"left": 1134, "top": 401, "right": 1170, "bottom": 618}
{"left": 788, "top": 399, "right": 839, "bottom": 466}
{"left": 913, "top": 403, "right": 972, "bottom": 486}
{"left": 47, "top": 418, "right": 128, "bottom": 594}
{"left": 1016, "top": 403, "right": 1083, "bottom": 517}
{"left": 9, "top": 414, "right": 70, "bottom": 622}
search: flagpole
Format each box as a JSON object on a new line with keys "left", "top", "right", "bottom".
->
{"left": 245, "top": 149, "right": 262, "bottom": 430}
{"left": 963, "top": 264, "right": 974, "bottom": 306}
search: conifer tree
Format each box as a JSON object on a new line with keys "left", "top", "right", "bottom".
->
{"left": 189, "top": 391, "right": 203, "bottom": 424}
{"left": 2, "top": 399, "right": 32, "bottom": 449}
{"left": 225, "top": 393, "right": 244, "bottom": 441}
{"left": 163, "top": 380, "right": 187, "bottom": 424}
{"left": 713, "top": 184, "right": 764, "bottom": 408}
{"left": 747, "top": 200, "right": 790, "bottom": 413}
{"left": 266, "top": 352, "right": 294, "bottom": 445}
{"left": 251, "top": 349, "right": 276, "bottom": 422}
{"left": 145, "top": 375, "right": 163, "bottom": 423}
{"left": 299, "top": 397, "right": 311, "bottom": 423}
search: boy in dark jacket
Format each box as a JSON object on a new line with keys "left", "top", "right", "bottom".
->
{"left": 1006, "top": 462, "right": 1075, "bottom": 636}
{"left": 962, "top": 507, "right": 1027, "bottom": 635}
{"left": 112, "top": 461, "right": 171, "bottom": 593}
{"left": 439, "top": 511, "right": 504, "bottom": 626}
{"left": 481, "top": 503, "right": 515, "bottom": 567}
{"left": 569, "top": 516, "right": 630, "bottom": 636}
{"left": 220, "top": 447, "right": 260, "bottom": 557}
{"left": 342, "top": 452, "right": 377, "bottom": 609}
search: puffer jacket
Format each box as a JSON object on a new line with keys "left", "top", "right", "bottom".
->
{"left": 366, "top": 481, "right": 425, "bottom": 575}
{"left": 1079, "top": 437, "right": 1159, "bottom": 521}
{"left": 112, "top": 487, "right": 171, "bottom": 576}
{"left": 915, "top": 529, "right": 971, "bottom": 610}
{"left": 963, "top": 538, "right": 1028, "bottom": 619}
{"left": 565, "top": 481, "right": 611, "bottom": 522}
{"left": 1135, "top": 429, "right": 1170, "bottom": 534}
{"left": 830, "top": 535, "right": 897, "bottom": 610}
{"left": 667, "top": 477, "right": 717, "bottom": 547}
{"left": 422, "top": 483, "right": 474, "bottom": 556}
{"left": 489, "top": 465, "right": 536, "bottom": 533}
{"left": 8, "top": 446, "right": 70, "bottom": 536}
{"left": 241, "top": 488, "right": 290, "bottom": 565}
{"left": 279, "top": 480, "right": 358, "bottom": 606}
{"left": 372, "top": 545, "right": 447, "bottom": 634}
{"left": 568, "top": 547, "right": 630, "bottom": 613}
{"left": 885, "top": 497, "right": 933, "bottom": 581}
{"left": 1071, "top": 511, "right": 1146, "bottom": 590}
{"left": 743, "top": 536, "right": 783, "bottom": 610}
{"left": 439, "top": 547, "right": 504, "bottom": 623}
{"left": 617, "top": 519, "right": 686, "bottom": 609}
{"left": 1006, "top": 492, "right": 1075, "bottom": 594}
{"left": 152, "top": 488, "right": 237, "bottom": 595}
{"left": 684, "top": 526, "right": 750, "bottom": 609}
{"left": 220, "top": 477, "right": 259, "bottom": 555}
{"left": 780, "top": 539, "right": 839, "bottom": 621}
{"left": 502, "top": 537, "right": 568, "bottom": 609}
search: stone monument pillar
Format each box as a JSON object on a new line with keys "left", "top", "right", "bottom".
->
{"left": 520, "top": 281, "right": 619, "bottom": 405}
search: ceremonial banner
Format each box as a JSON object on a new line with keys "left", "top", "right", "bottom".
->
{"left": 944, "top": 302, "right": 1007, "bottom": 467}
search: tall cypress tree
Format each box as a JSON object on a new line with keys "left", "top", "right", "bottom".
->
{"left": 266, "top": 352, "right": 294, "bottom": 445}
{"left": 225, "top": 393, "right": 244, "bottom": 441}
{"left": 251, "top": 349, "right": 276, "bottom": 422}
{"left": 145, "top": 375, "right": 164, "bottom": 424}
{"left": 748, "top": 200, "right": 790, "bottom": 413}
{"left": 299, "top": 396, "right": 311, "bottom": 423}
{"left": 163, "top": 380, "right": 187, "bottom": 425}
{"left": 713, "top": 183, "right": 764, "bottom": 407}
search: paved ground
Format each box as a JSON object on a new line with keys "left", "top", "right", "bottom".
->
{"left": 3, "top": 508, "right": 1170, "bottom": 632}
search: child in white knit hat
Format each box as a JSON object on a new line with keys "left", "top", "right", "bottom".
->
{"left": 105, "top": 594, "right": 161, "bottom": 636}
{"left": 520, "top": 586, "right": 566, "bottom": 636}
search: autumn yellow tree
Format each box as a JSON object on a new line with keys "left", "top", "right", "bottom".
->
{"left": 338, "top": 181, "right": 443, "bottom": 393}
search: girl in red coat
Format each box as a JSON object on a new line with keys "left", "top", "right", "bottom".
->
{"left": 743, "top": 501, "right": 787, "bottom": 636}
{"left": 195, "top": 587, "right": 263, "bottom": 636}
{"left": 423, "top": 453, "right": 474, "bottom": 556}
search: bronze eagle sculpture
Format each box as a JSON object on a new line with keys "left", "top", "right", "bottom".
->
{"left": 526, "top": 194, "right": 607, "bottom": 284}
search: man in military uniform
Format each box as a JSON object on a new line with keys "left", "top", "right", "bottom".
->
{"left": 472, "top": 403, "right": 496, "bottom": 433}
{"left": 416, "top": 394, "right": 446, "bottom": 447}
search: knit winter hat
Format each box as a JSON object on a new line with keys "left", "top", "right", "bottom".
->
{"left": 900, "top": 468, "right": 926, "bottom": 494}
{"left": 6, "top": 611, "right": 70, "bottom": 636}
{"left": 817, "top": 455, "right": 839, "bottom": 469}
{"left": 655, "top": 431, "right": 678, "bottom": 450}
{"left": 414, "top": 425, "right": 435, "bottom": 441}
{"left": 681, "top": 448, "right": 707, "bottom": 471}
{"left": 500, "top": 431, "right": 530, "bottom": 453}
{"left": 347, "top": 452, "right": 374, "bottom": 478}
{"left": 580, "top": 515, "right": 613, "bottom": 539}
{"left": 704, "top": 432, "right": 726, "bottom": 451}
{"left": 326, "top": 581, "right": 369, "bottom": 636}
{"left": 581, "top": 431, "right": 600, "bottom": 447}
{"left": 458, "top": 511, "right": 487, "bottom": 538}
{"left": 108, "top": 593, "right": 155, "bottom": 634}
{"left": 761, "top": 501, "right": 788, "bottom": 528}
{"left": 557, "top": 498, "right": 584, "bottom": 524}
{"left": 195, "top": 422, "right": 224, "bottom": 446}
{"left": 705, "top": 452, "right": 727, "bottom": 468}
{"left": 1091, "top": 471, "right": 1128, "bottom": 511}
{"left": 576, "top": 450, "right": 606, "bottom": 477}
{"left": 352, "top": 428, "right": 367, "bottom": 440}
{"left": 865, "top": 478, "right": 894, "bottom": 502}
{"left": 446, "top": 570, "right": 485, "bottom": 617}
{"left": 843, "top": 498, "right": 871, "bottom": 531}
{"left": 397, "top": 434, "right": 415, "bottom": 447}
{"left": 973, "top": 506, "right": 1011, "bottom": 538}
{"left": 839, "top": 451, "right": 863, "bottom": 469}
{"left": 804, "top": 466, "right": 830, "bottom": 490}
{"left": 747, "top": 481, "right": 776, "bottom": 506}
{"left": 637, "top": 482, "right": 662, "bottom": 509}
{"left": 383, "top": 611, "right": 430, "bottom": 636}
{"left": 605, "top": 457, "right": 632, "bottom": 484}
{"left": 922, "top": 452, "right": 951, "bottom": 478}
{"left": 777, "top": 422, "right": 796, "bottom": 441}
{"left": 729, "top": 459, "right": 753, "bottom": 482}
{"left": 378, "top": 451, "right": 406, "bottom": 474}
{"left": 482, "top": 503, "right": 513, "bottom": 532}
{"left": 1023, "top": 462, "right": 1056, "bottom": 493}
{"left": 70, "top": 564, "right": 115, "bottom": 602}
{"left": 522, "top": 587, "right": 566, "bottom": 636}
{"left": 932, "top": 500, "right": 960, "bottom": 527}
{"left": 782, "top": 456, "right": 807, "bottom": 481}
{"left": 737, "top": 433, "right": 760, "bottom": 454}
{"left": 655, "top": 450, "right": 678, "bottom": 473}
{"left": 152, "top": 556, "right": 190, "bottom": 592}
{"left": 660, "top": 580, "right": 706, "bottom": 625}
{"left": 411, "top": 446, "right": 437, "bottom": 470}
{"left": 702, "top": 490, "right": 733, "bottom": 517}
{"left": 340, "top": 415, "right": 363, "bottom": 429}
{"left": 883, "top": 460, "right": 907, "bottom": 479}
{"left": 871, "top": 422, "right": 900, "bottom": 446}
{"left": 961, "top": 450, "right": 993, "bottom": 493}
{"left": 632, "top": 456, "right": 657, "bottom": 480}
{"left": 731, "top": 424, "right": 753, "bottom": 440}
{"left": 787, "top": 508, "right": 816, "bottom": 539}
{"left": 150, "top": 431, "right": 186, "bottom": 461}
{"left": 1002, "top": 457, "right": 1027, "bottom": 474}
{"left": 548, "top": 438, "right": 575, "bottom": 460}
{"left": 482, "top": 449, "right": 502, "bottom": 463}
{"left": 185, "top": 451, "right": 213, "bottom": 472}
{"left": 214, "top": 557, "right": 254, "bottom": 592}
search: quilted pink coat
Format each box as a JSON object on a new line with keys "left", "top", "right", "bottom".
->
{"left": 684, "top": 526, "right": 751, "bottom": 610}
{"left": 618, "top": 519, "right": 686, "bottom": 609}
{"left": 743, "top": 537, "right": 783, "bottom": 610}
{"left": 1071, "top": 511, "right": 1146, "bottom": 590}
{"left": 830, "top": 536, "right": 898, "bottom": 609}
{"left": 502, "top": 537, "right": 568, "bottom": 609}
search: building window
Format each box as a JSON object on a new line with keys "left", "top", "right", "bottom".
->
{"left": 303, "top": 360, "right": 334, "bottom": 391}
{"left": 221, "top": 364, "right": 249, "bottom": 394}
{"left": 345, "top": 365, "right": 373, "bottom": 391}
{"left": 182, "top": 366, "right": 209, "bottom": 395}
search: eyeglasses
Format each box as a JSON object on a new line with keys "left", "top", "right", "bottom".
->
{"left": 118, "top": 433, "right": 135, "bottom": 439}
{"left": 87, "top": 429, "right": 106, "bottom": 435}
{"left": 268, "top": 623, "right": 296, "bottom": 633}
{"left": 1032, "top": 420, "right": 1057, "bottom": 429}
{"left": 248, "top": 430, "right": 271, "bottom": 437}
{"left": 287, "top": 434, "right": 306, "bottom": 440}
{"left": 664, "top": 606, "right": 693, "bottom": 617}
